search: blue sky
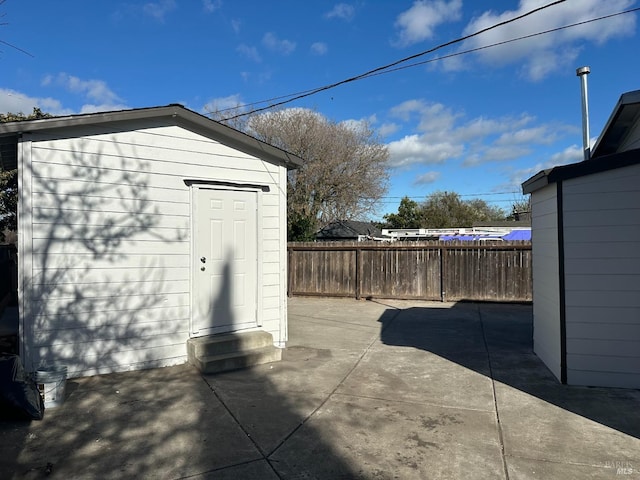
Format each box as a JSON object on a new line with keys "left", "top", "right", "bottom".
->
{"left": 1, "top": 0, "right": 638, "bottom": 219}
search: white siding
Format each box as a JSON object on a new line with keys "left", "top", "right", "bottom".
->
{"left": 531, "top": 184, "right": 562, "bottom": 381}
{"left": 563, "top": 163, "right": 640, "bottom": 388}
{"left": 19, "top": 124, "right": 287, "bottom": 378}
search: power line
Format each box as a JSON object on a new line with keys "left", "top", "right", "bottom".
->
{"left": 358, "top": 7, "right": 640, "bottom": 80}
{"left": 220, "top": 0, "right": 567, "bottom": 121}
{"left": 376, "top": 198, "right": 523, "bottom": 205}
{"left": 381, "top": 192, "right": 522, "bottom": 199}
{"left": 215, "top": 3, "right": 639, "bottom": 121}
{"left": 0, "top": 39, "right": 34, "bottom": 57}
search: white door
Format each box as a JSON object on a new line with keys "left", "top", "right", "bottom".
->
{"left": 193, "top": 188, "right": 258, "bottom": 336}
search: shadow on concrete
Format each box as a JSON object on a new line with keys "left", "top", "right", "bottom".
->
{"left": 0, "top": 140, "right": 358, "bottom": 478}
{"left": 202, "top": 355, "right": 362, "bottom": 479}
{"left": 0, "top": 356, "right": 360, "bottom": 479}
{"left": 0, "top": 135, "right": 193, "bottom": 478}
{"left": 377, "top": 301, "right": 640, "bottom": 440}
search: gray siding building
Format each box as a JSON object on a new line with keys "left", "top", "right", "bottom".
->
{"left": 523, "top": 90, "right": 640, "bottom": 388}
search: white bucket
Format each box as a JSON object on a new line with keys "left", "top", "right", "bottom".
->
{"left": 36, "top": 365, "right": 67, "bottom": 408}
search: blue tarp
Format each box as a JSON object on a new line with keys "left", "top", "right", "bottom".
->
{"left": 439, "top": 235, "right": 503, "bottom": 241}
{"left": 439, "top": 231, "right": 531, "bottom": 241}
{"left": 501, "top": 230, "right": 531, "bottom": 241}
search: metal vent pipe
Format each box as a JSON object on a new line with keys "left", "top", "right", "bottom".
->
{"left": 576, "top": 66, "right": 591, "bottom": 161}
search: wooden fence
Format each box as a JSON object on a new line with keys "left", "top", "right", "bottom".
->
{"left": 287, "top": 241, "right": 532, "bottom": 302}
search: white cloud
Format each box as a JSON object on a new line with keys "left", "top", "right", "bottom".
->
{"left": 78, "top": 103, "right": 130, "bottom": 114}
{"left": 0, "top": 88, "right": 71, "bottom": 116}
{"left": 203, "top": 94, "right": 244, "bottom": 113}
{"left": 497, "top": 143, "right": 583, "bottom": 191}
{"left": 325, "top": 4, "right": 355, "bottom": 21}
{"left": 548, "top": 143, "right": 584, "bottom": 165}
{"left": 379, "top": 122, "right": 400, "bottom": 137}
{"left": 447, "top": 0, "right": 637, "bottom": 80}
{"left": 311, "top": 42, "right": 328, "bottom": 56}
{"left": 44, "top": 73, "right": 124, "bottom": 106}
{"left": 414, "top": 171, "right": 441, "bottom": 185}
{"left": 236, "top": 44, "right": 261, "bottom": 62}
{"left": 202, "top": 0, "right": 222, "bottom": 13}
{"left": 387, "top": 98, "right": 574, "bottom": 168}
{"left": 143, "top": 0, "right": 176, "bottom": 22}
{"left": 463, "top": 145, "right": 532, "bottom": 166}
{"left": 262, "top": 32, "right": 296, "bottom": 55}
{"left": 495, "top": 124, "right": 572, "bottom": 146}
{"left": 393, "top": 0, "right": 462, "bottom": 47}
{"left": 239, "top": 70, "right": 272, "bottom": 84}
{"left": 0, "top": 85, "right": 127, "bottom": 116}
{"left": 231, "top": 19, "right": 241, "bottom": 34}
{"left": 388, "top": 134, "right": 464, "bottom": 168}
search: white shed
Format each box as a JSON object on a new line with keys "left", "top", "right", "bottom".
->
{"left": 522, "top": 90, "right": 640, "bottom": 389}
{"left": 0, "top": 105, "right": 302, "bottom": 378}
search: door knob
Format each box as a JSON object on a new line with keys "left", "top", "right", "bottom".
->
{"left": 200, "top": 266, "right": 206, "bottom": 271}
{"left": 200, "top": 257, "right": 206, "bottom": 263}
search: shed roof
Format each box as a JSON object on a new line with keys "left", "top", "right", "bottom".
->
{"left": 591, "top": 89, "right": 640, "bottom": 157}
{"left": 522, "top": 147, "right": 640, "bottom": 194}
{"left": 0, "top": 104, "right": 304, "bottom": 171}
{"left": 522, "top": 89, "right": 640, "bottom": 194}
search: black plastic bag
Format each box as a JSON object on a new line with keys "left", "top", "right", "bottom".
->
{"left": 0, "top": 354, "right": 44, "bottom": 420}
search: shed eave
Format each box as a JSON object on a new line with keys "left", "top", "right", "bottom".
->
{"left": 591, "top": 89, "right": 640, "bottom": 158}
{"left": 522, "top": 148, "right": 640, "bottom": 194}
{"left": 521, "top": 170, "right": 551, "bottom": 194}
{"left": 0, "top": 104, "right": 304, "bottom": 169}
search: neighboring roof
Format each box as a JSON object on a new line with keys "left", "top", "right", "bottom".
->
{"left": 522, "top": 89, "right": 640, "bottom": 194}
{"left": 0, "top": 104, "right": 304, "bottom": 171}
{"left": 316, "top": 220, "right": 382, "bottom": 239}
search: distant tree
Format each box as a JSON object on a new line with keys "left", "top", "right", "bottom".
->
{"left": 0, "top": 169, "right": 17, "bottom": 241}
{"left": 0, "top": 108, "right": 52, "bottom": 241}
{"left": 247, "top": 108, "right": 389, "bottom": 240}
{"left": 419, "top": 191, "right": 505, "bottom": 228}
{"left": 0, "top": 107, "right": 52, "bottom": 123}
{"left": 383, "top": 196, "right": 423, "bottom": 228}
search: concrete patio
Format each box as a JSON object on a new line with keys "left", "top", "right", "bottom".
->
{"left": 0, "top": 297, "right": 638, "bottom": 479}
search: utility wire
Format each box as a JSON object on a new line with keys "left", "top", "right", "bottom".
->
{"left": 221, "top": 0, "right": 567, "bottom": 121}
{"left": 218, "top": 3, "right": 639, "bottom": 121}
{"left": 360, "top": 6, "right": 640, "bottom": 79}
{"left": 382, "top": 192, "right": 521, "bottom": 199}
{"left": 0, "top": 39, "right": 34, "bottom": 57}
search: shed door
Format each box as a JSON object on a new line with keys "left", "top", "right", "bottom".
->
{"left": 193, "top": 188, "right": 258, "bottom": 336}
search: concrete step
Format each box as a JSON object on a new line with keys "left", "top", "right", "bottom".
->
{"left": 187, "top": 331, "right": 282, "bottom": 374}
{"left": 191, "top": 346, "right": 282, "bottom": 374}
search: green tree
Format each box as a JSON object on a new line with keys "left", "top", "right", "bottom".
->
{"left": 0, "top": 108, "right": 52, "bottom": 241}
{"left": 0, "top": 107, "right": 51, "bottom": 123}
{"left": 383, "top": 196, "right": 423, "bottom": 228}
{"left": 0, "top": 169, "right": 17, "bottom": 241}
{"left": 247, "top": 108, "right": 389, "bottom": 241}
{"left": 418, "top": 191, "right": 505, "bottom": 228}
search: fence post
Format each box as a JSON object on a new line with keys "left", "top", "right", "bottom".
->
{"left": 439, "top": 245, "right": 446, "bottom": 302}
{"left": 287, "top": 247, "right": 292, "bottom": 297}
{"left": 355, "top": 246, "right": 362, "bottom": 300}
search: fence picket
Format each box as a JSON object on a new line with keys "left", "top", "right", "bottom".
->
{"left": 287, "top": 241, "right": 532, "bottom": 302}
